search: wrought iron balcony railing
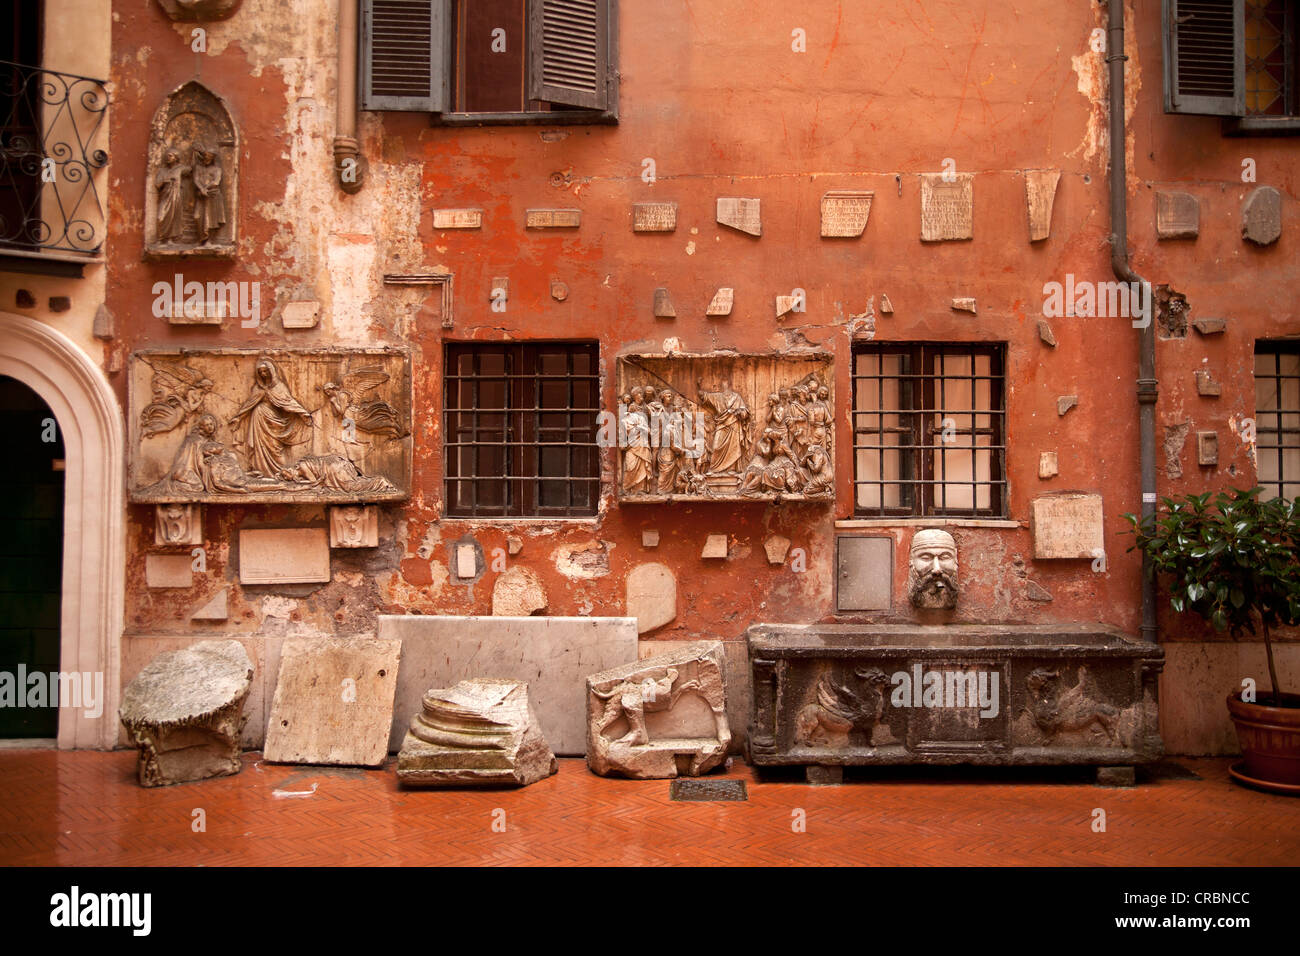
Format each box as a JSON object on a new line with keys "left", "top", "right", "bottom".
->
{"left": 0, "top": 60, "right": 109, "bottom": 257}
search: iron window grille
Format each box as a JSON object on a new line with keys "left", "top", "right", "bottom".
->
{"left": 444, "top": 342, "right": 600, "bottom": 517}
{"left": 852, "top": 343, "right": 1007, "bottom": 518}
{"left": 1254, "top": 340, "right": 1299, "bottom": 501}
{"left": 0, "top": 58, "right": 109, "bottom": 256}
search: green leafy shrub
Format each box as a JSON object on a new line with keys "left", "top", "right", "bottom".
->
{"left": 1123, "top": 487, "right": 1299, "bottom": 704}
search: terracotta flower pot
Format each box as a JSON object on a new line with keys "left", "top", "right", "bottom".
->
{"left": 1226, "top": 691, "right": 1300, "bottom": 792}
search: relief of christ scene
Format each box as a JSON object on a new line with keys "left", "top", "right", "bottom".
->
{"left": 617, "top": 354, "right": 834, "bottom": 502}
{"left": 128, "top": 349, "right": 412, "bottom": 503}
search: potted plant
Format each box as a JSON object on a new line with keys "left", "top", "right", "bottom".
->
{"left": 1124, "top": 487, "right": 1300, "bottom": 794}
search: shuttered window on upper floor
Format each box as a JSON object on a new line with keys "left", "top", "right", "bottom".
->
{"left": 361, "top": 0, "right": 616, "bottom": 120}
{"left": 1163, "top": 0, "right": 1299, "bottom": 124}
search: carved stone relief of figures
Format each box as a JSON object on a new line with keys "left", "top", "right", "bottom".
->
{"left": 155, "top": 0, "right": 243, "bottom": 20}
{"left": 617, "top": 353, "right": 833, "bottom": 503}
{"left": 144, "top": 81, "right": 238, "bottom": 258}
{"left": 129, "top": 349, "right": 412, "bottom": 503}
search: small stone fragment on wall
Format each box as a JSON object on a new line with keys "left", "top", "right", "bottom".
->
{"left": 1197, "top": 430, "right": 1219, "bottom": 466}
{"left": 1192, "top": 317, "right": 1227, "bottom": 335}
{"left": 120, "top": 640, "right": 253, "bottom": 787}
{"left": 492, "top": 565, "right": 548, "bottom": 616}
{"left": 706, "top": 288, "right": 734, "bottom": 316}
{"left": 397, "top": 679, "right": 558, "bottom": 787}
{"left": 653, "top": 287, "right": 676, "bottom": 318}
{"left": 586, "top": 641, "right": 730, "bottom": 779}
{"left": 1057, "top": 395, "right": 1078, "bottom": 416}
{"left": 1037, "top": 319, "right": 1057, "bottom": 347}
{"left": 191, "top": 588, "right": 229, "bottom": 622}
{"left": 764, "top": 534, "right": 791, "bottom": 565}
{"left": 1195, "top": 369, "right": 1221, "bottom": 396}
{"left": 625, "top": 562, "right": 676, "bottom": 634}
{"left": 716, "top": 197, "right": 762, "bottom": 236}
{"left": 701, "top": 534, "right": 728, "bottom": 559}
{"left": 1024, "top": 168, "right": 1061, "bottom": 241}
{"left": 1241, "top": 186, "right": 1282, "bottom": 245}
{"left": 951, "top": 297, "right": 976, "bottom": 313}
{"left": 146, "top": 553, "right": 193, "bottom": 588}
{"left": 1039, "top": 452, "right": 1059, "bottom": 479}
{"left": 1155, "top": 191, "right": 1199, "bottom": 239}
{"left": 641, "top": 529, "right": 660, "bottom": 548}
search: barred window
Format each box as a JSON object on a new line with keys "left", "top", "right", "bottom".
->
{"left": 444, "top": 342, "right": 599, "bottom": 517}
{"left": 852, "top": 343, "right": 1006, "bottom": 517}
{"left": 1254, "top": 341, "right": 1299, "bottom": 501}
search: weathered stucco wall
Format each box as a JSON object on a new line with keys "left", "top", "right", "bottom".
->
{"left": 104, "top": 0, "right": 1298, "bottom": 754}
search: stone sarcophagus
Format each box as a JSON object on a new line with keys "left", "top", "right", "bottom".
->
{"left": 615, "top": 352, "right": 834, "bottom": 502}
{"left": 129, "top": 348, "right": 412, "bottom": 503}
{"left": 746, "top": 624, "right": 1163, "bottom": 784}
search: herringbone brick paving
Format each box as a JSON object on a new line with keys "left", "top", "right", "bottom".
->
{"left": 0, "top": 751, "right": 1296, "bottom": 866}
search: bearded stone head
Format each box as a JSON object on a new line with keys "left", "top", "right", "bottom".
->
{"left": 908, "top": 528, "right": 958, "bottom": 610}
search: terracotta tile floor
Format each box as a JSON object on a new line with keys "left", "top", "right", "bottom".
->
{"left": 0, "top": 750, "right": 1296, "bottom": 866}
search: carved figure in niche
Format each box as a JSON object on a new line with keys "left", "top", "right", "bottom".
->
{"left": 320, "top": 367, "right": 406, "bottom": 441}
{"left": 145, "top": 82, "right": 237, "bottom": 256}
{"left": 191, "top": 144, "right": 226, "bottom": 243}
{"left": 154, "top": 148, "right": 189, "bottom": 242}
{"left": 739, "top": 427, "right": 805, "bottom": 496}
{"left": 696, "top": 378, "right": 750, "bottom": 474}
{"left": 592, "top": 666, "right": 700, "bottom": 746}
{"left": 140, "top": 358, "right": 213, "bottom": 437}
{"left": 1025, "top": 667, "right": 1119, "bottom": 743}
{"left": 795, "top": 667, "right": 890, "bottom": 747}
{"left": 908, "top": 528, "right": 959, "bottom": 610}
{"left": 802, "top": 444, "right": 834, "bottom": 495}
{"left": 622, "top": 387, "right": 654, "bottom": 494}
{"left": 228, "top": 357, "right": 314, "bottom": 479}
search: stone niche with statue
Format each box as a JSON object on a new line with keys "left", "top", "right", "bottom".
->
{"left": 128, "top": 348, "right": 412, "bottom": 504}
{"left": 144, "top": 81, "right": 238, "bottom": 259}
{"left": 616, "top": 351, "right": 834, "bottom": 503}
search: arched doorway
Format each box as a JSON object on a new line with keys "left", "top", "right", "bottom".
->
{"left": 0, "top": 313, "right": 124, "bottom": 748}
{"left": 0, "top": 376, "right": 65, "bottom": 739}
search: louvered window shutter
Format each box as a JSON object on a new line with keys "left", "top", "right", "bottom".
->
{"left": 361, "top": 0, "right": 451, "bottom": 112}
{"left": 528, "top": 0, "right": 611, "bottom": 110}
{"left": 1163, "top": 0, "right": 1245, "bottom": 115}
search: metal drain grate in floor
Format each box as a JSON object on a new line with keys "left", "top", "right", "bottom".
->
{"left": 670, "top": 778, "right": 748, "bottom": 801}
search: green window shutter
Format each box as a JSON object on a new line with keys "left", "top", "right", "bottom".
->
{"left": 360, "top": 0, "right": 451, "bottom": 112}
{"left": 1163, "top": 0, "right": 1245, "bottom": 115}
{"left": 527, "top": 0, "right": 611, "bottom": 110}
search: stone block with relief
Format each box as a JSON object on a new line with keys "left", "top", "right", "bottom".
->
{"left": 585, "top": 641, "right": 730, "bottom": 779}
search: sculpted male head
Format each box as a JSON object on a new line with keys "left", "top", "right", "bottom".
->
{"left": 908, "top": 528, "right": 958, "bottom": 610}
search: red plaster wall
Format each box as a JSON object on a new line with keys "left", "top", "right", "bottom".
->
{"left": 105, "top": 1, "right": 1297, "bottom": 648}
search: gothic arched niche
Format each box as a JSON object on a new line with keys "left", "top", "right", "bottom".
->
{"left": 144, "top": 81, "right": 238, "bottom": 258}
